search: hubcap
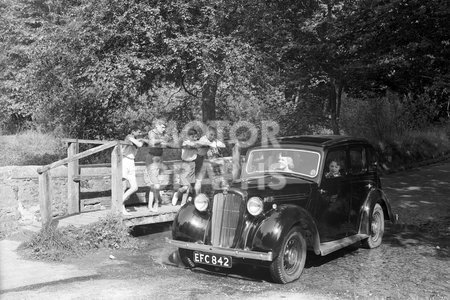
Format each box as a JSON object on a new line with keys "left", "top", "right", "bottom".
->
{"left": 371, "top": 211, "right": 381, "bottom": 241}
{"left": 284, "top": 237, "right": 301, "bottom": 274}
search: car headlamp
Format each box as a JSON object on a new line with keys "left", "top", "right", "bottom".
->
{"left": 194, "top": 193, "right": 209, "bottom": 212}
{"left": 247, "top": 197, "right": 264, "bottom": 216}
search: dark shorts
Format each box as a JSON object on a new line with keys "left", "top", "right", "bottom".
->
{"left": 148, "top": 147, "right": 163, "bottom": 157}
{"left": 194, "top": 155, "right": 205, "bottom": 175}
{"left": 180, "top": 161, "right": 195, "bottom": 186}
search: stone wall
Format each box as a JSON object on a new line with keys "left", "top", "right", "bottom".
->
{"left": 0, "top": 164, "right": 124, "bottom": 236}
{"left": 0, "top": 165, "right": 68, "bottom": 236}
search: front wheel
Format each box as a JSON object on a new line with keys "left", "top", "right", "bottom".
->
{"left": 362, "top": 203, "right": 384, "bottom": 249}
{"left": 269, "top": 227, "right": 307, "bottom": 284}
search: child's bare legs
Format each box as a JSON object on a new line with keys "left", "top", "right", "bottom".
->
{"left": 194, "top": 179, "right": 202, "bottom": 195}
{"left": 172, "top": 185, "right": 189, "bottom": 206}
{"left": 171, "top": 191, "right": 178, "bottom": 206}
{"left": 122, "top": 176, "right": 138, "bottom": 215}
{"left": 180, "top": 186, "right": 190, "bottom": 206}
{"left": 195, "top": 161, "right": 213, "bottom": 194}
{"left": 122, "top": 179, "right": 130, "bottom": 215}
{"left": 174, "top": 161, "right": 194, "bottom": 206}
{"left": 215, "top": 163, "right": 229, "bottom": 189}
{"left": 122, "top": 157, "right": 139, "bottom": 215}
{"left": 171, "top": 183, "right": 180, "bottom": 206}
{"left": 148, "top": 191, "right": 155, "bottom": 210}
{"left": 149, "top": 184, "right": 161, "bottom": 212}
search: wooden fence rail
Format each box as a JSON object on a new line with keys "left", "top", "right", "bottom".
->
{"left": 37, "top": 139, "right": 242, "bottom": 226}
{"left": 37, "top": 141, "right": 121, "bottom": 225}
{"left": 37, "top": 141, "right": 118, "bottom": 174}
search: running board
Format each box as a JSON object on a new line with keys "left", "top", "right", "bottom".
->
{"left": 320, "top": 234, "right": 369, "bottom": 256}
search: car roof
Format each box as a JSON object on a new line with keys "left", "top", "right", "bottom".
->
{"left": 274, "top": 135, "right": 370, "bottom": 148}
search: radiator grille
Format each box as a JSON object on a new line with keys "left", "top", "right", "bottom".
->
{"left": 211, "top": 193, "right": 244, "bottom": 247}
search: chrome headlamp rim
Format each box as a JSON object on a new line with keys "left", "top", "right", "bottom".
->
{"left": 194, "top": 193, "right": 209, "bottom": 212}
{"left": 247, "top": 196, "right": 264, "bottom": 216}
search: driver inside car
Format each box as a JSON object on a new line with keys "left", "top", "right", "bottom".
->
{"left": 270, "top": 153, "right": 294, "bottom": 172}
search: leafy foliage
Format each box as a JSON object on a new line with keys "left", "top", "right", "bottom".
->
{"left": 20, "top": 213, "right": 137, "bottom": 261}
{"left": 79, "top": 212, "right": 135, "bottom": 250}
{"left": 340, "top": 94, "right": 450, "bottom": 171}
{"left": 20, "top": 223, "right": 80, "bottom": 261}
{"left": 0, "top": 0, "right": 449, "bottom": 137}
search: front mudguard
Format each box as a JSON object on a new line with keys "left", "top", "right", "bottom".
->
{"left": 249, "top": 205, "right": 321, "bottom": 256}
{"left": 172, "top": 203, "right": 209, "bottom": 243}
{"left": 358, "top": 188, "right": 396, "bottom": 235}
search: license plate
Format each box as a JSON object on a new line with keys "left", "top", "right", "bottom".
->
{"left": 193, "top": 251, "right": 232, "bottom": 268}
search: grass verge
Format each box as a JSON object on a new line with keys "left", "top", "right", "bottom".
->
{"left": 373, "top": 125, "right": 450, "bottom": 172}
{"left": 0, "top": 130, "right": 66, "bottom": 166}
{"left": 19, "top": 213, "right": 139, "bottom": 261}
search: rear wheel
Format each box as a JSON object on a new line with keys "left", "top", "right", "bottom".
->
{"left": 269, "top": 227, "right": 307, "bottom": 284}
{"left": 362, "top": 203, "right": 384, "bottom": 249}
{"left": 178, "top": 248, "right": 195, "bottom": 268}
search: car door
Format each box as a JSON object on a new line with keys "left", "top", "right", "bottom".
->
{"left": 348, "top": 145, "right": 375, "bottom": 235}
{"left": 317, "top": 148, "right": 352, "bottom": 241}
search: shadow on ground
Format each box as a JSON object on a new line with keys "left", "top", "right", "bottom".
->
{"left": 130, "top": 221, "right": 173, "bottom": 237}
{"left": 384, "top": 219, "right": 450, "bottom": 260}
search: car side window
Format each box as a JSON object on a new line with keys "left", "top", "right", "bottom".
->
{"left": 324, "top": 150, "right": 346, "bottom": 179}
{"left": 349, "top": 147, "right": 367, "bottom": 175}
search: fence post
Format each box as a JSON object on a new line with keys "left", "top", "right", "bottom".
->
{"left": 67, "top": 142, "right": 80, "bottom": 214}
{"left": 39, "top": 171, "right": 52, "bottom": 225}
{"left": 111, "top": 144, "right": 123, "bottom": 213}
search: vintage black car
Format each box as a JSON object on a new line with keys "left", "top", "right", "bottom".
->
{"left": 167, "top": 135, "right": 397, "bottom": 283}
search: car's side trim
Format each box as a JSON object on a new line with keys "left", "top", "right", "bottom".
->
{"left": 320, "top": 234, "right": 369, "bottom": 256}
{"left": 166, "top": 238, "right": 273, "bottom": 261}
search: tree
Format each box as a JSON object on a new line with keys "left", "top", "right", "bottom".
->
{"left": 223, "top": 0, "right": 354, "bottom": 134}
{"left": 0, "top": 0, "right": 45, "bottom": 131}
{"left": 347, "top": 0, "right": 450, "bottom": 124}
{"left": 16, "top": 0, "right": 287, "bottom": 137}
{"left": 2, "top": 0, "right": 447, "bottom": 137}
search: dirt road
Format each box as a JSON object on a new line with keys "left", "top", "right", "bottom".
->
{"left": 2, "top": 162, "right": 450, "bottom": 299}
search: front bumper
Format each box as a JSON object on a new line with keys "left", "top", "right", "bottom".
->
{"left": 166, "top": 238, "right": 273, "bottom": 261}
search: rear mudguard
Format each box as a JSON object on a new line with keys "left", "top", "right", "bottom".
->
{"left": 358, "top": 188, "right": 396, "bottom": 235}
{"left": 249, "top": 205, "right": 321, "bottom": 256}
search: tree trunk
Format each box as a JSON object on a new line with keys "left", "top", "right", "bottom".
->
{"left": 201, "top": 75, "right": 218, "bottom": 123}
{"left": 447, "top": 98, "right": 450, "bottom": 118}
{"left": 336, "top": 82, "right": 343, "bottom": 119}
{"left": 328, "top": 79, "right": 340, "bottom": 135}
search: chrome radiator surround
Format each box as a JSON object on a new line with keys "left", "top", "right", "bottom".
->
{"left": 210, "top": 192, "right": 244, "bottom": 247}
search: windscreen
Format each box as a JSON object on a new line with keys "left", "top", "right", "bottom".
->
{"left": 245, "top": 148, "right": 321, "bottom": 178}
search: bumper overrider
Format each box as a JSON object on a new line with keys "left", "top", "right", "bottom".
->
{"left": 166, "top": 238, "right": 273, "bottom": 261}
